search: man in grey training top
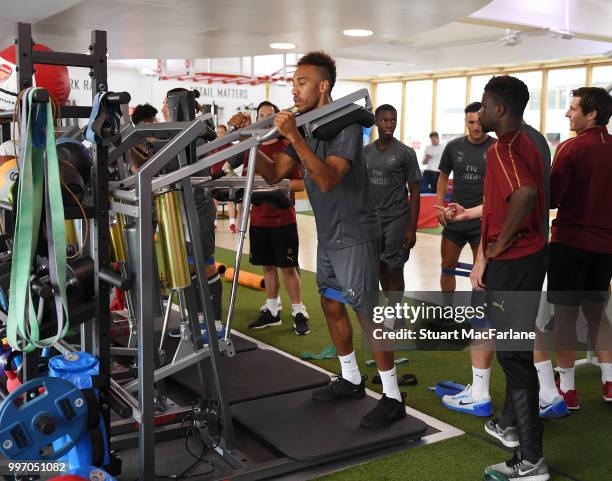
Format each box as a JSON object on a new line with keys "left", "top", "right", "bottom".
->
{"left": 232, "top": 51, "right": 407, "bottom": 428}
{"left": 365, "top": 104, "right": 420, "bottom": 328}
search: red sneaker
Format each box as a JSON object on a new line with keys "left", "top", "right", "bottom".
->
{"left": 229, "top": 223, "right": 237, "bottom": 234}
{"left": 603, "top": 381, "right": 612, "bottom": 402}
{"left": 556, "top": 382, "right": 580, "bottom": 410}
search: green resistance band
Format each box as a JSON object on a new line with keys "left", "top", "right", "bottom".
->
{"left": 7, "top": 88, "right": 69, "bottom": 353}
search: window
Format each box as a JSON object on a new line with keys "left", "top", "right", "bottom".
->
{"left": 470, "top": 72, "right": 542, "bottom": 130}
{"left": 435, "top": 77, "right": 467, "bottom": 143}
{"left": 469, "top": 75, "right": 490, "bottom": 103}
{"left": 512, "top": 71, "right": 542, "bottom": 130}
{"left": 591, "top": 65, "right": 612, "bottom": 88}
{"left": 403, "top": 80, "right": 433, "bottom": 162}
{"left": 376, "top": 82, "right": 403, "bottom": 137}
{"left": 591, "top": 65, "right": 612, "bottom": 133}
{"left": 546, "top": 68, "right": 586, "bottom": 146}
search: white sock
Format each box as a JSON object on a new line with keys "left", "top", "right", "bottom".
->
{"left": 339, "top": 351, "right": 361, "bottom": 385}
{"left": 229, "top": 217, "right": 236, "bottom": 225}
{"left": 558, "top": 366, "right": 575, "bottom": 392}
{"left": 383, "top": 315, "right": 396, "bottom": 330}
{"left": 535, "top": 360, "right": 558, "bottom": 403}
{"left": 291, "top": 303, "right": 308, "bottom": 318}
{"left": 600, "top": 362, "right": 612, "bottom": 383}
{"left": 471, "top": 367, "right": 491, "bottom": 401}
{"left": 266, "top": 297, "right": 280, "bottom": 317}
{"left": 379, "top": 366, "right": 402, "bottom": 402}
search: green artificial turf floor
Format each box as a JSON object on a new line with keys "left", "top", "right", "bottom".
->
{"left": 215, "top": 247, "right": 608, "bottom": 481}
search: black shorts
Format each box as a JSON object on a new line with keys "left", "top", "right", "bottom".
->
{"left": 485, "top": 249, "right": 546, "bottom": 350}
{"left": 442, "top": 226, "right": 481, "bottom": 249}
{"left": 249, "top": 223, "right": 299, "bottom": 268}
{"left": 547, "top": 242, "right": 612, "bottom": 306}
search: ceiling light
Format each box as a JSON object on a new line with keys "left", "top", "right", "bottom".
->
{"left": 270, "top": 43, "right": 296, "bottom": 50}
{"left": 500, "top": 29, "right": 521, "bottom": 47}
{"left": 343, "top": 29, "right": 373, "bottom": 37}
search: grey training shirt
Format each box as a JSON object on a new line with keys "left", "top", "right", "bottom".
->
{"left": 285, "top": 123, "right": 380, "bottom": 249}
{"left": 364, "top": 138, "right": 421, "bottom": 222}
{"left": 438, "top": 135, "right": 495, "bottom": 232}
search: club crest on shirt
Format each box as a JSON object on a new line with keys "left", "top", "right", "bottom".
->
{"left": 386, "top": 155, "right": 396, "bottom": 165}
{"left": 456, "top": 151, "right": 464, "bottom": 163}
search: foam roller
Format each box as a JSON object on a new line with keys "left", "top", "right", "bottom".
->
{"left": 224, "top": 267, "right": 265, "bottom": 290}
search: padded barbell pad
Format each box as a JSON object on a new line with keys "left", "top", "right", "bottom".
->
{"left": 312, "top": 106, "right": 375, "bottom": 141}
{"left": 210, "top": 187, "right": 245, "bottom": 203}
{"left": 251, "top": 188, "right": 291, "bottom": 209}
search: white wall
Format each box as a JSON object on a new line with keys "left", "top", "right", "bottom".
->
{"left": 67, "top": 64, "right": 370, "bottom": 125}
{"left": 67, "top": 65, "right": 155, "bottom": 109}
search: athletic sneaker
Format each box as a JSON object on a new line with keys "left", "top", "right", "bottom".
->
{"left": 555, "top": 377, "right": 579, "bottom": 410}
{"left": 484, "top": 452, "right": 550, "bottom": 481}
{"left": 484, "top": 419, "right": 520, "bottom": 448}
{"left": 248, "top": 309, "right": 281, "bottom": 329}
{"left": 539, "top": 395, "right": 569, "bottom": 419}
{"left": 293, "top": 313, "right": 310, "bottom": 335}
{"left": 259, "top": 300, "right": 282, "bottom": 313}
{"left": 360, "top": 392, "right": 407, "bottom": 429}
{"left": 229, "top": 223, "right": 237, "bottom": 234}
{"left": 312, "top": 375, "right": 366, "bottom": 401}
{"left": 442, "top": 384, "right": 493, "bottom": 417}
{"left": 603, "top": 381, "right": 612, "bottom": 402}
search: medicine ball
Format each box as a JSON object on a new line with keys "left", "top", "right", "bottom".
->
{"left": 0, "top": 43, "right": 71, "bottom": 111}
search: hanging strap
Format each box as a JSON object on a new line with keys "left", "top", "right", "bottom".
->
{"left": 85, "top": 91, "right": 123, "bottom": 145}
{"left": 7, "top": 87, "right": 69, "bottom": 353}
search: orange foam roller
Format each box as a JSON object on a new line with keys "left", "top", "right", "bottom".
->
{"left": 224, "top": 267, "right": 265, "bottom": 290}
{"left": 215, "top": 262, "right": 227, "bottom": 275}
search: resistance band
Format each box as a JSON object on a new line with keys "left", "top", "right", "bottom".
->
{"left": 7, "top": 88, "right": 69, "bottom": 352}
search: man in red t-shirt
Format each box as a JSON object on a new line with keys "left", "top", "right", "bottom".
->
{"left": 545, "top": 87, "right": 612, "bottom": 408}
{"left": 473, "top": 76, "right": 549, "bottom": 480}
{"left": 229, "top": 102, "right": 310, "bottom": 335}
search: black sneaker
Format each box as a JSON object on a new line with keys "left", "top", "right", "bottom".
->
{"left": 312, "top": 375, "right": 367, "bottom": 401}
{"left": 248, "top": 309, "right": 281, "bottom": 329}
{"left": 360, "top": 392, "right": 407, "bottom": 428}
{"left": 293, "top": 313, "right": 310, "bottom": 335}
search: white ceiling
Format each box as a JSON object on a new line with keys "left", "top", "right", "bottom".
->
{"left": 0, "top": 0, "right": 611, "bottom": 79}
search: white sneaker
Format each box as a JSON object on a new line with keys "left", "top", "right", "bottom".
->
{"left": 442, "top": 384, "right": 493, "bottom": 417}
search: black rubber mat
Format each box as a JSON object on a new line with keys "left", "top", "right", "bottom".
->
{"left": 173, "top": 348, "right": 330, "bottom": 404}
{"left": 232, "top": 388, "right": 428, "bottom": 461}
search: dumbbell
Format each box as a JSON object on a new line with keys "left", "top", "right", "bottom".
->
{"left": 35, "top": 256, "right": 95, "bottom": 301}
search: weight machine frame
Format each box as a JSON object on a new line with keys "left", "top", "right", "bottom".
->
{"left": 3, "top": 24, "right": 375, "bottom": 478}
